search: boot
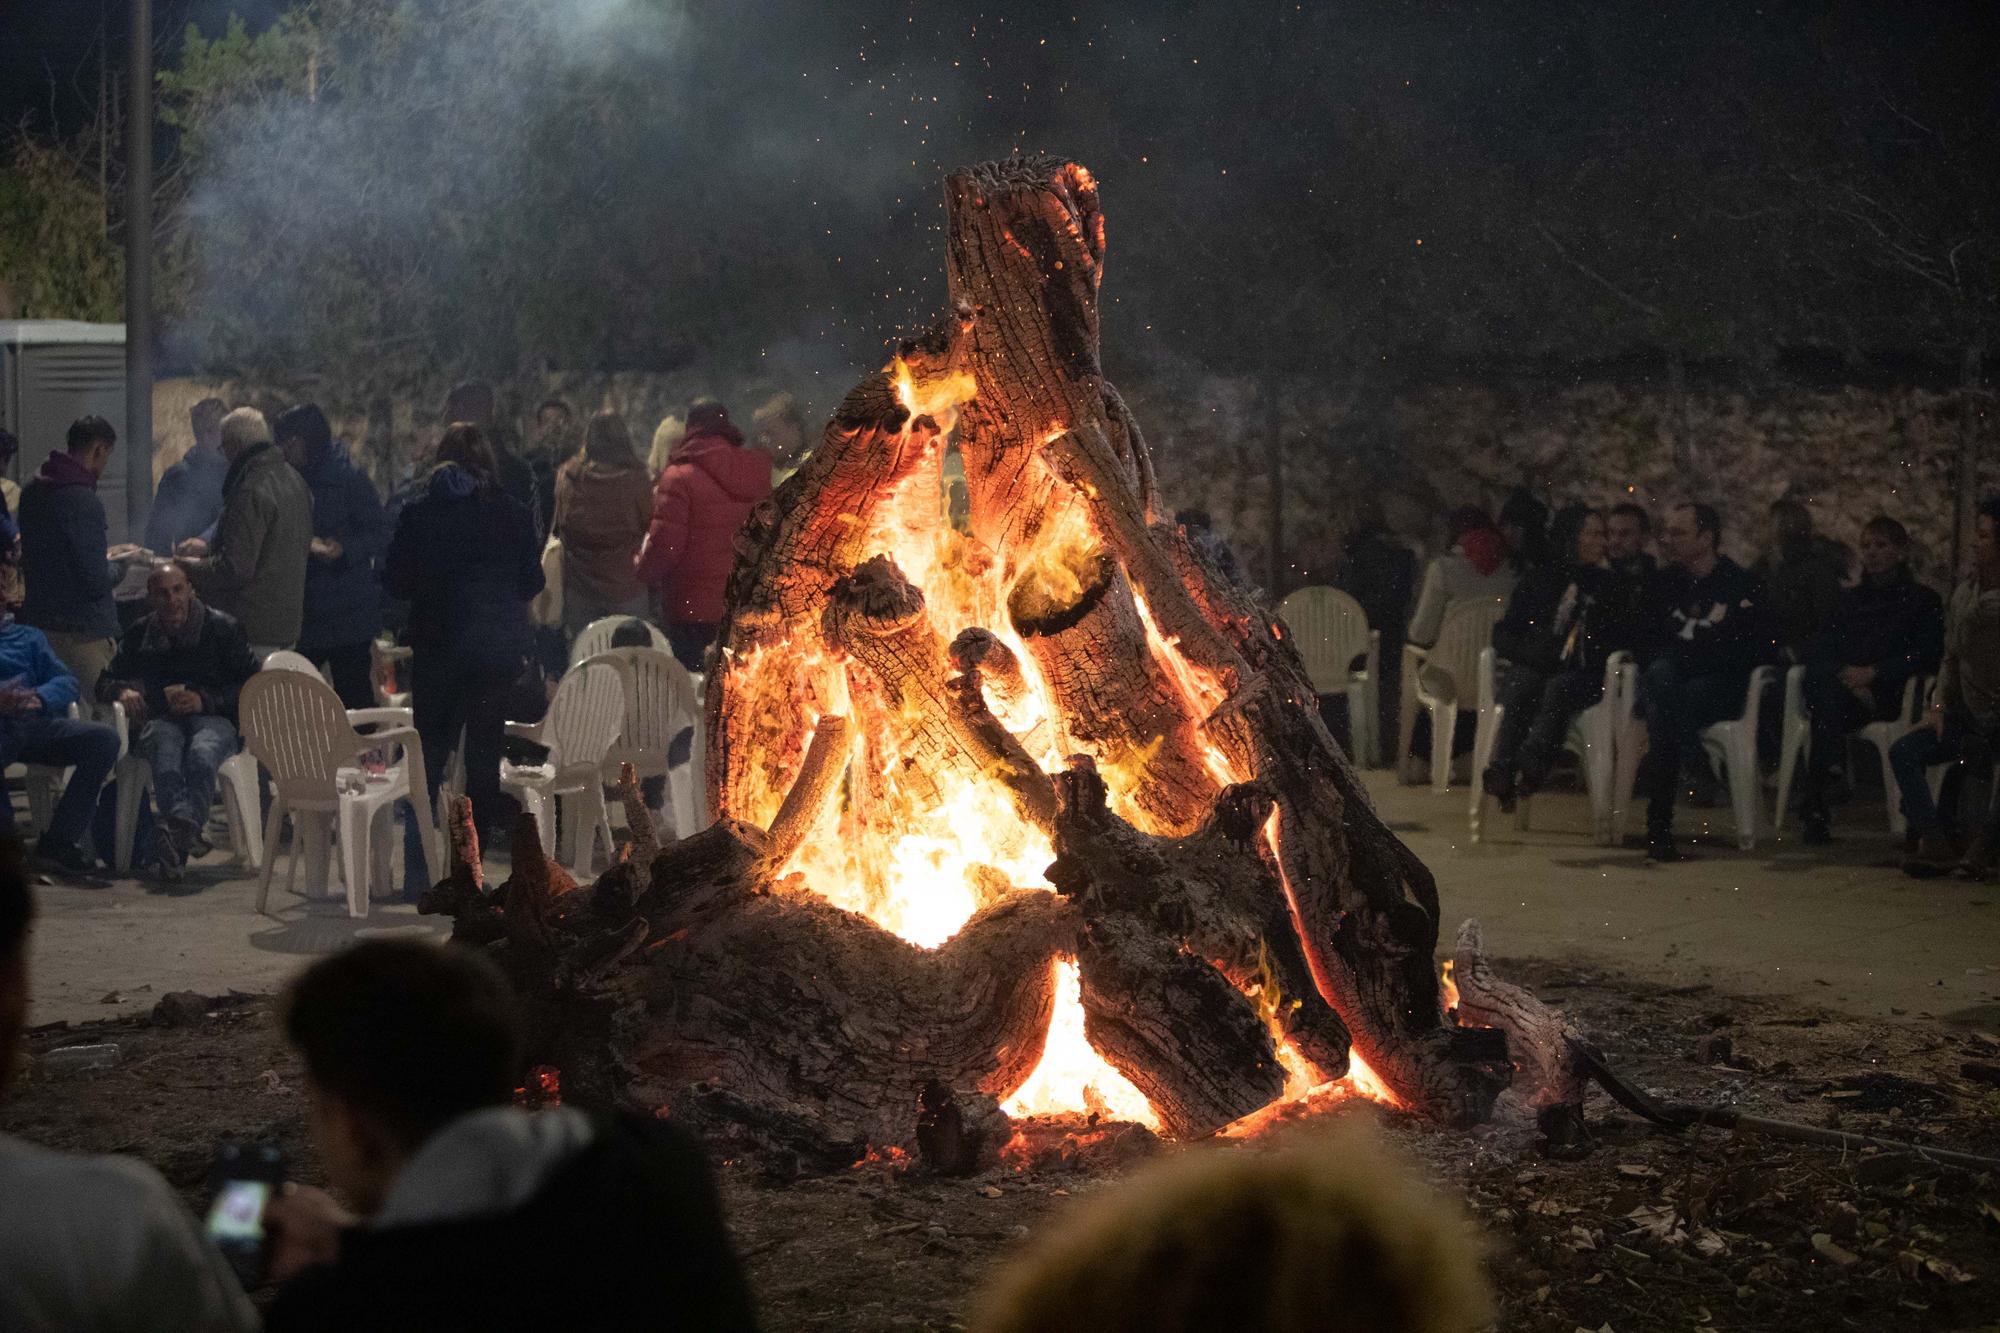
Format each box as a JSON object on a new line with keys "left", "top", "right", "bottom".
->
{"left": 1954, "top": 828, "right": 1998, "bottom": 882}
{"left": 1482, "top": 766, "right": 1516, "bottom": 814}
{"left": 1903, "top": 830, "right": 1960, "bottom": 879}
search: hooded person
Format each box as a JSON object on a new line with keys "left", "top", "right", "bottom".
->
{"left": 18, "top": 415, "right": 144, "bottom": 700}
{"left": 177, "top": 407, "right": 314, "bottom": 656}
{"left": 1406, "top": 505, "right": 1517, "bottom": 649}
{"left": 442, "top": 381, "right": 540, "bottom": 536}
{"left": 633, "top": 401, "right": 772, "bottom": 672}
{"left": 552, "top": 410, "right": 654, "bottom": 638}
{"left": 277, "top": 404, "right": 388, "bottom": 709}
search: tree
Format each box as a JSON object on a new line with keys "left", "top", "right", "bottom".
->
{"left": 0, "top": 126, "right": 121, "bottom": 321}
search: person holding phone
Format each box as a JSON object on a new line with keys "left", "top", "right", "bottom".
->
{"left": 0, "top": 839, "right": 257, "bottom": 1330}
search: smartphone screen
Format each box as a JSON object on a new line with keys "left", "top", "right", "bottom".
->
{"left": 206, "top": 1179, "right": 272, "bottom": 1243}
{"left": 205, "top": 1143, "right": 283, "bottom": 1287}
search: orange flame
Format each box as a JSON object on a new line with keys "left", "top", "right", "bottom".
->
{"left": 1002, "top": 959, "right": 1160, "bottom": 1130}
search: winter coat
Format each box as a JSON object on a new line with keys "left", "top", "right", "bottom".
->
{"left": 96, "top": 601, "right": 259, "bottom": 723}
{"left": 1753, "top": 537, "right": 1848, "bottom": 653}
{"left": 1934, "top": 573, "right": 2000, "bottom": 730}
{"left": 295, "top": 436, "right": 388, "bottom": 651}
{"left": 1598, "top": 553, "right": 1657, "bottom": 655}
{"left": 383, "top": 465, "right": 544, "bottom": 670}
{"left": 1407, "top": 529, "right": 1516, "bottom": 648}
{"left": 187, "top": 444, "right": 314, "bottom": 647}
{"left": 553, "top": 456, "right": 653, "bottom": 614}
{"left": 0, "top": 619, "right": 81, "bottom": 714}
{"left": 143, "top": 446, "right": 228, "bottom": 553}
{"left": 1493, "top": 563, "right": 1613, "bottom": 678}
{"left": 1799, "top": 568, "right": 1945, "bottom": 707}
{"left": 263, "top": 1111, "right": 757, "bottom": 1333}
{"left": 1335, "top": 528, "right": 1417, "bottom": 637}
{"left": 18, "top": 450, "right": 120, "bottom": 638}
{"left": 634, "top": 428, "right": 773, "bottom": 625}
{"left": 1642, "top": 555, "right": 1774, "bottom": 681}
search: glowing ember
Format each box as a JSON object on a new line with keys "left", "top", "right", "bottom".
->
{"left": 1002, "top": 959, "right": 1160, "bottom": 1129}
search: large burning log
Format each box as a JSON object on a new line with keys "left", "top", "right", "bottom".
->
{"left": 435, "top": 154, "right": 1519, "bottom": 1155}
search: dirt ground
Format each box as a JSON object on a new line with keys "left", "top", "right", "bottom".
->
{"left": 6, "top": 956, "right": 1997, "bottom": 1333}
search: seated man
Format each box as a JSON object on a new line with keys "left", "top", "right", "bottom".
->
{"left": 263, "top": 940, "right": 758, "bottom": 1332}
{"left": 0, "top": 840, "right": 258, "bottom": 1329}
{"left": 1635, "top": 502, "right": 1772, "bottom": 862}
{"left": 96, "top": 563, "right": 260, "bottom": 877}
{"left": 1892, "top": 497, "right": 2000, "bottom": 879}
{"left": 0, "top": 615, "right": 120, "bottom": 884}
{"left": 1793, "top": 516, "right": 1944, "bottom": 843}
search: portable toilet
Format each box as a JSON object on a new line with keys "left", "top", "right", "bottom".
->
{"left": 0, "top": 320, "right": 138, "bottom": 544}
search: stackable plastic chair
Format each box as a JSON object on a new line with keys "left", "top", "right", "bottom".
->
{"left": 1773, "top": 666, "right": 1931, "bottom": 836}
{"left": 1275, "top": 586, "right": 1381, "bottom": 766}
{"left": 239, "top": 670, "right": 435, "bottom": 917}
{"left": 1612, "top": 664, "right": 1775, "bottom": 850}
{"left": 502, "top": 661, "right": 625, "bottom": 876}
{"left": 569, "top": 616, "right": 670, "bottom": 668}
{"left": 1468, "top": 649, "right": 1634, "bottom": 845}
{"left": 109, "top": 706, "right": 262, "bottom": 875}
{"left": 1398, "top": 599, "right": 1504, "bottom": 792}
{"left": 582, "top": 647, "right": 706, "bottom": 839}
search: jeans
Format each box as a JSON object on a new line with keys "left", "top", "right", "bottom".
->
{"left": 1488, "top": 664, "right": 1602, "bottom": 790}
{"left": 1889, "top": 705, "right": 1999, "bottom": 837}
{"left": 137, "top": 715, "right": 238, "bottom": 827}
{"left": 1637, "top": 658, "right": 1749, "bottom": 837}
{"left": 297, "top": 640, "right": 375, "bottom": 711}
{"left": 1798, "top": 663, "right": 1895, "bottom": 806}
{"left": 0, "top": 713, "right": 121, "bottom": 850}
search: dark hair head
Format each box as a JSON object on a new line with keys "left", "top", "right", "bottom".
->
{"left": 1446, "top": 505, "right": 1493, "bottom": 543}
{"left": 537, "top": 398, "right": 573, "bottom": 419}
{"left": 1608, "top": 501, "right": 1650, "bottom": 532}
{"left": 273, "top": 403, "right": 332, "bottom": 457}
{"left": 609, "top": 618, "right": 654, "bottom": 649}
{"left": 1677, "top": 501, "right": 1723, "bottom": 544}
{"left": 0, "top": 427, "right": 17, "bottom": 461}
{"left": 444, "top": 380, "right": 496, "bottom": 426}
{"left": 686, "top": 399, "right": 731, "bottom": 434}
{"left": 190, "top": 397, "right": 227, "bottom": 433}
{"left": 282, "top": 940, "right": 521, "bottom": 1151}
{"left": 66, "top": 415, "right": 117, "bottom": 454}
{"left": 582, "top": 410, "right": 638, "bottom": 467}
{"left": 1978, "top": 495, "right": 2000, "bottom": 528}
{"left": 1498, "top": 488, "right": 1548, "bottom": 533}
{"left": 0, "top": 837, "right": 29, "bottom": 969}
{"left": 435, "top": 423, "right": 498, "bottom": 487}
{"left": 1549, "top": 504, "right": 1600, "bottom": 565}
{"left": 1862, "top": 515, "right": 1910, "bottom": 549}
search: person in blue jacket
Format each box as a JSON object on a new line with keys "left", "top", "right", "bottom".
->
{"left": 144, "top": 398, "right": 230, "bottom": 555}
{"left": 276, "top": 404, "right": 387, "bottom": 709}
{"left": 0, "top": 615, "right": 120, "bottom": 884}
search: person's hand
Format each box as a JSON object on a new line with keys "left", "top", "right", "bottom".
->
{"left": 263, "top": 1183, "right": 353, "bottom": 1284}
{"left": 1924, "top": 706, "right": 1946, "bottom": 735}
{"left": 116, "top": 687, "right": 146, "bottom": 722}
{"left": 174, "top": 537, "right": 209, "bottom": 559}
{"left": 165, "top": 685, "right": 202, "bottom": 717}
{"left": 0, "top": 686, "right": 36, "bottom": 716}
{"left": 106, "top": 543, "right": 143, "bottom": 563}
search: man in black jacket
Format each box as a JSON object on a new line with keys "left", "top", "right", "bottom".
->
{"left": 1636, "top": 502, "right": 1773, "bottom": 862}
{"left": 263, "top": 940, "right": 758, "bottom": 1332}
{"left": 1793, "top": 516, "right": 1945, "bottom": 843}
{"left": 96, "top": 564, "right": 260, "bottom": 877}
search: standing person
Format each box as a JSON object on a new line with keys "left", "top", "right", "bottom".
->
{"left": 0, "top": 428, "right": 23, "bottom": 612}
{"left": 751, "top": 392, "right": 811, "bottom": 485}
{"left": 96, "top": 563, "right": 260, "bottom": 878}
{"left": 1891, "top": 498, "right": 2000, "bottom": 879}
{"left": 0, "top": 615, "right": 121, "bottom": 883}
{"left": 1481, "top": 506, "right": 1612, "bottom": 809}
{"left": 177, "top": 408, "right": 314, "bottom": 657}
{"left": 1333, "top": 501, "right": 1417, "bottom": 764}
{"left": 18, "top": 415, "right": 144, "bottom": 701}
{"left": 145, "top": 397, "right": 230, "bottom": 554}
{"left": 527, "top": 398, "right": 578, "bottom": 544}
{"left": 1634, "top": 502, "right": 1772, "bottom": 862}
{"left": 277, "top": 404, "right": 387, "bottom": 709}
{"left": 384, "top": 425, "right": 543, "bottom": 850}
{"left": 442, "top": 382, "right": 539, "bottom": 531}
{"left": 635, "top": 401, "right": 772, "bottom": 672}
{"left": 1792, "top": 516, "right": 1944, "bottom": 844}
{"left": 0, "top": 843, "right": 259, "bottom": 1330}
{"left": 553, "top": 410, "right": 654, "bottom": 640}
{"left": 1753, "top": 498, "right": 1848, "bottom": 660}
{"left": 646, "top": 414, "right": 685, "bottom": 478}
{"left": 1407, "top": 506, "right": 1515, "bottom": 649}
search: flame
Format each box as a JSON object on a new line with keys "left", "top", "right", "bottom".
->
{"left": 1440, "top": 959, "right": 1461, "bottom": 1017}
{"left": 1002, "top": 959, "right": 1160, "bottom": 1129}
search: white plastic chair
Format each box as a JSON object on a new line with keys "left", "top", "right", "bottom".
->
{"left": 261, "top": 649, "right": 326, "bottom": 680}
{"left": 1398, "top": 599, "right": 1504, "bottom": 792}
{"left": 1612, "top": 664, "right": 1775, "bottom": 850}
{"left": 582, "top": 647, "right": 706, "bottom": 839}
{"left": 239, "top": 670, "right": 435, "bottom": 917}
{"left": 569, "top": 616, "right": 669, "bottom": 668}
{"left": 502, "top": 661, "right": 625, "bottom": 876}
{"left": 1469, "top": 649, "right": 1633, "bottom": 845}
{"left": 109, "top": 707, "right": 262, "bottom": 875}
{"left": 1773, "top": 666, "right": 1930, "bottom": 836}
{"left": 1276, "top": 586, "right": 1380, "bottom": 766}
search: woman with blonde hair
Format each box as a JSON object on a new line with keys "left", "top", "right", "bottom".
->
{"left": 647, "top": 414, "right": 685, "bottom": 478}
{"left": 553, "top": 410, "right": 654, "bottom": 639}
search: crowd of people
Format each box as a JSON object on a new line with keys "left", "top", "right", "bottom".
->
{"left": 0, "top": 383, "right": 778, "bottom": 888}
{"left": 1357, "top": 489, "right": 1998, "bottom": 874}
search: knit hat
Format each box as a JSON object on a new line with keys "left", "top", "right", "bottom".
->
{"left": 219, "top": 407, "right": 272, "bottom": 453}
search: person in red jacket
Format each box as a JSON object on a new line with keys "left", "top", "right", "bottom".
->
{"left": 633, "top": 401, "right": 773, "bottom": 671}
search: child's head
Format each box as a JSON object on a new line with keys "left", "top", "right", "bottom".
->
{"left": 972, "top": 1120, "right": 1491, "bottom": 1333}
